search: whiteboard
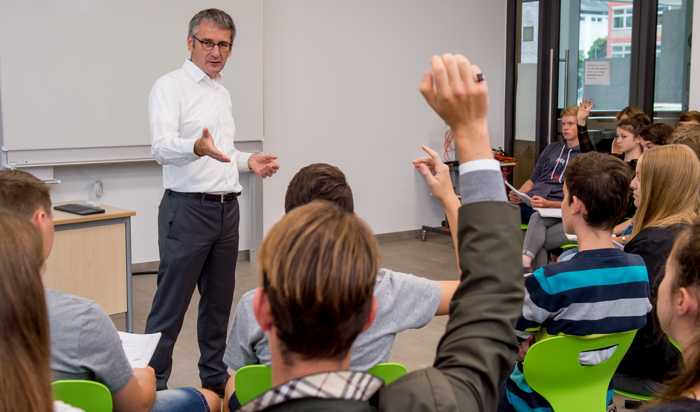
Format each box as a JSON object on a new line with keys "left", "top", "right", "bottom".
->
{"left": 0, "top": 0, "right": 262, "bottom": 166}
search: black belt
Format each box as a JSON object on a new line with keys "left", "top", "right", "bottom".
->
{"left": 168, "top": 190, "right": 240, "bottom": 203}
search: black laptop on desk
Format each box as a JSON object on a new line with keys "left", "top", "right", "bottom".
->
{"left": 54, "top": 203, "right": 105, "bottom": 216}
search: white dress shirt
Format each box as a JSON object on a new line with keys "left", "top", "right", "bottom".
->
{"left": 149, "top": 60, "right": 252, "bottom": 193}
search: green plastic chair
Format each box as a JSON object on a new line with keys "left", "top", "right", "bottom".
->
{"left": 560, "top": 241, "right": 578, "bottom": 251}
{"left": 235, "top": 364, "right": 273, "bottom": 406}
{"left": 52, "top": 380, "right": 113, "bottom": 412}
{"left": 367, "top": 362, "right": 407, "bottom": 385}
{"left": 235, "top": 362, "right": 408, "bottom": 405}
{"left": 520, "top": 223, "right": 529, "bottom": 231}
{"left": 523, "top": 331, "right": 637, "bottom": 412}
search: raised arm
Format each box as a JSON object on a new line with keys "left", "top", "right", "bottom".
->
{"left": 380, "top": 54, "right": 522, "bottom": 412}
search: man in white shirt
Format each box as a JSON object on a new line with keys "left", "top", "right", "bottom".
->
{"left": 146, "top": 8, "right": 278, "bottom": 396}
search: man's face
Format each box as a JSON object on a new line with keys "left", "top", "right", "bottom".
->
{"left": 561, "top": 116, "right": 578, "bottom": 141}
{"left": 187, "top": 20, "right": 233, "bottom": 78}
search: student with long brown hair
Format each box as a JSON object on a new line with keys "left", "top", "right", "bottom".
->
{"left": 614, "top": 145, "right": 700, "bottom": 396}
{"left": 645, "top": 221, "right": 700, "bottom": 411}
{"left": 0, "top": 211, "right": 79, "bottom": 412}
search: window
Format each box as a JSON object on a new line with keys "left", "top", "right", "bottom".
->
{"left": 611, "top": 43, "right": 631, "bottom": 58}
{"left": 612, "top": 6, "right": 633, "bottom": 29}
{"left": 654, "top": 1, "right": 693, "bottom": 112}
{"left": 523, "top": 26, "right": 535, "bottom": 41}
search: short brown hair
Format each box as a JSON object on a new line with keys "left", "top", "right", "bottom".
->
{"left": 259, "top": 201, "right": 378, "bottom": 361}
{"left": 564, "top": 152, "right": 632, "bottom": 230}
{"left": 0, "top": 170, "right": 51, "bottom": 219}
{"left": 679, "top": 110, "right": 700, "bottom": 124}
{"left": 639, "top": 123, "right": 674, "bottom": 146}
{"left": 561, "top": 106, "right": 578, "bottom": 117}
{"left": 618, "top": 112, "right": 651, "bottom": 135}
{"left": 616, "top": 106, "right": 644, "bottom": 121}
{"left": 284, "top": 163, "right": 354, "bottom": 213}
{"left": 0, "top": 211, "right": 51, "bottom": 412}
{"left": 670, "top": 124, "right": 700, "bottom": 159}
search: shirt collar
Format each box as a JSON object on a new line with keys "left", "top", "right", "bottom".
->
{"left": 182, "top": 59, "right": 223, "bottom": 83}
{"left": 239, "top": 371, "right": 383, "bottom": 412}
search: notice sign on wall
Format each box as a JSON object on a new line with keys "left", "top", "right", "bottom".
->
{"left": 584, "top": 61, "right": 611, "bottom": 86}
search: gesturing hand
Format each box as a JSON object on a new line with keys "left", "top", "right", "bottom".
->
{"left": 413, "top": 145, "right": 455, "bottom": 203}
{"left": 194, "top": 128, "right": 231, "bottom": 163}
{"left": 577, "top": 99, "right": 593, "bottom": 125}
{"left": 419, "top": 54, "right": 492, "bottom": 163}
{"left": 249, "top": 153, "right": 279, "bottom": 178}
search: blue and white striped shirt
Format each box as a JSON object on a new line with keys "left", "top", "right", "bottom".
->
{"left": 504, "top": 248, "right": 651, "bottom": 412}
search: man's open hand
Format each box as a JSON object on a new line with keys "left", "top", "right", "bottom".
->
{"left": 194, "top": 128, "right": 231, "bottom": 162}
{"left": 249, "top": 153, "right": 279, "bottom": 178}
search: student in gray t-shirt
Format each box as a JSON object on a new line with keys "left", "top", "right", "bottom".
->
{"left": 224, "top": 268, "right": 450, "bottom": 372}
{"left": 47, "top": 288, "right": 216, "bottom": 412}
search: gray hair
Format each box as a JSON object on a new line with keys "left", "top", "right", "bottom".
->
{"left": 188, "top": 9, "right": 236, "bottom": 42}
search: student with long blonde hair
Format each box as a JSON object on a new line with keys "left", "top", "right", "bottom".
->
{"left": 0, "top": 211, "right": 79, "bottom": 412}
{"left": 615, "top": 145, "right": 700, "bottom": 396}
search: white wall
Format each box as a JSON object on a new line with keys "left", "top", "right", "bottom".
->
{"left": 25, "top": 0, "right": 508, "bottom": 263}
{"left": 690, "top": 0, "right": 700, "bottom": 109}
{"left": 262, "top": 0, "right": 508, "bottom": 234}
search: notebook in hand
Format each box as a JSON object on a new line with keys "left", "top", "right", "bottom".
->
{"left": 54, "top": 203, "right": 106, "bottom": 215}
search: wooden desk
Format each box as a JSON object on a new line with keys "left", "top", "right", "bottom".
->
{"left": 45, "top": 205, "right": 136, "bottom": 331}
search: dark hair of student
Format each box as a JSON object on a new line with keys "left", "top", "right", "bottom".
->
{"left": 639, "top": 123, "right": 674, "bottom": 146}
{"left": 0, "top": 170, "right": 52, "bottom": 219}
{"left": 284, "top": 163, "right": 354, "bottom": 213}
{"left": 564, "top": 152, "right": 632, "bottom": 230}
{"left": 679, "top": 110, "right": 700, "bottom": 124}
{"left": 618, "top": 112, "right": 652, "bottom": 136}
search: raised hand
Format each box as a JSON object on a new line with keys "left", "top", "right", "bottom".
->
{"left": 413, "top": 145, "right": 455, "bottom": 203}
{"left": 419, "top": 54, "right": 492, "bottom": 163}
{"left": 248, "top": 153, "right": 279, "bottom": 178}
{"left": 194, "top": 128, "right": 231, "bottom": 162}
{"left": 577, "top": 99, "right": 593, "bottom": 125}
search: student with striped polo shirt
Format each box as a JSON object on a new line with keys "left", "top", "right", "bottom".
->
{"left": 500, "top": 152, "right": 652, "bottom": 412}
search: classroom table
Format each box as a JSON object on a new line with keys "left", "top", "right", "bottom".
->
{"left": 44, "top": 205, "right": 136, "bottom": 331}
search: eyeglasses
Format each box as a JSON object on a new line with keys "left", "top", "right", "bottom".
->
{"left": 192, "top": 35, "right": 232, "bottom": 52}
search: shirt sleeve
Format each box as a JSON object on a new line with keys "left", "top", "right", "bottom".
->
{"left": 223, "top": 292, "right": 263, "bottom": 371}
{"left": 515, "top": 270, "right": 552, "bottom": 339}
{"left": 457, "top": 159, "right": 507, "bottom": 204}
{"left": 232, "top": 150, "right": 253, "bottom": 174}
{"left": 77, "top": 302, "right": 133, "bottom": 393}
{"left": 380, "top": 270, "right": 442, "bottom": 332}
{"left": 149, "top": 77, "right": 198, "bottom": 166}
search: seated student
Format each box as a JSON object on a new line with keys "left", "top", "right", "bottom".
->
{"left": 639, "top": 123, "right": 674, "bottom": 152}
{"left": 500, "top": 152, "right": 652, "bottom": 412}
{"left": 226, "top": 54, "right": 523, "bottom": 412}
{"left": 223, "top": 162, "right": 459, "bottom": 408}
{"left": 670, "top": 123, "right": 700, "bottom": 158}
{"left": 615, "top": 112, "right": 651, "bottom": 168}
{"left": 614, "top": 145, "right": 700, "bottom": 396}
{"left": 0, "top": 211, "right": 81, "bottom": 412}
{"left": 645, "top": 221, "right": 700, "bottom": 412}
{"left": 508, "top": 102, "right": 593, "bottom": 223}
{"left": 0, "top": 170, "right": 220, "bottom": 412}
{"left": 610, "top": 106, "right": 645, "bottom": 154}
{"left": 679, "top": 110, "right": 700, "bottom": 126}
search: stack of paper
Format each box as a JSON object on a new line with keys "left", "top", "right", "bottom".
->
{"left": 118, "top": 332, "right": 162, "bottom": 369}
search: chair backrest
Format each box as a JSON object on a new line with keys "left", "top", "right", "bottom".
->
{"left": 235, "top": 364, "right": 273, "bottom": 406}
{"left": 235, "top": 362, "right": 408, "bottom": 405}
{"left": 523, "top": 330, "right": 637, "bottom": 412}
{"left": 367, "top": 362, "right": 407, "bottom": 385}
{"left": 52, "top": 380, "right": 113, "bottom": 412}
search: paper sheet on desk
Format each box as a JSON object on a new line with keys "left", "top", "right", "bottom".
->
{"left": 118, "top": 332, "right": 161, "bottom": 369}
{"left": 504, "top": 180, "right": 532, "bottom": 207}
{"left": 534, "top": 208, "right": 562, "bottom": 219}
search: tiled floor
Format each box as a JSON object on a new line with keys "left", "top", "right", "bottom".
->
{"left": 115, "top": 233, "right": 632, "bottom": 410}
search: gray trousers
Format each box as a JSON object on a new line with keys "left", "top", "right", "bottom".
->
{"left": 522, "top": 212, "right": 568, "bottom": 269}
{"left": 146, "top": 190, "right": 240, "bottom": 389}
